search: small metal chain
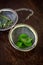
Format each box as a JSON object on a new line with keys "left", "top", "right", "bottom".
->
{"left": 15, "top": 8, "right": 34, "bottom": 22}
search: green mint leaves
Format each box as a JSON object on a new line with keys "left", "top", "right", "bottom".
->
{"left": 0, "top": 15, "right": 13, "bottom": 28}
{"left": 16, "top": 34, "right": 33, "bottom": 48}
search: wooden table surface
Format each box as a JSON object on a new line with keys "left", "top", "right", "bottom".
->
{"left": 0, "top": 0, "right": 43, "bottom": 65}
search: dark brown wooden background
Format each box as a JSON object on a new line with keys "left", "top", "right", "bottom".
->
{"left": 0, "top": 0, "right": 43, "bottom": 65}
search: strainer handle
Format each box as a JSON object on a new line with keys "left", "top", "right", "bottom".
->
{"left": 15, "top": 8, "right": 34, "bottom": 22}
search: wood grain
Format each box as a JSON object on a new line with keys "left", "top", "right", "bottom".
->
{"left": 0, "top": 0, "right": 43, "bottom": 65}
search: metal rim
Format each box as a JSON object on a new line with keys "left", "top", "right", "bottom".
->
{"left": 9, "top": 24, "right": 38, "bottom": 52}
{"left": 0, "top": 8, "right": 18, "bottom": 31}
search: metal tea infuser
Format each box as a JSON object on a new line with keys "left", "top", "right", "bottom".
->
{"left": 0, "top": 8, "right": 38, "bottom": 52}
